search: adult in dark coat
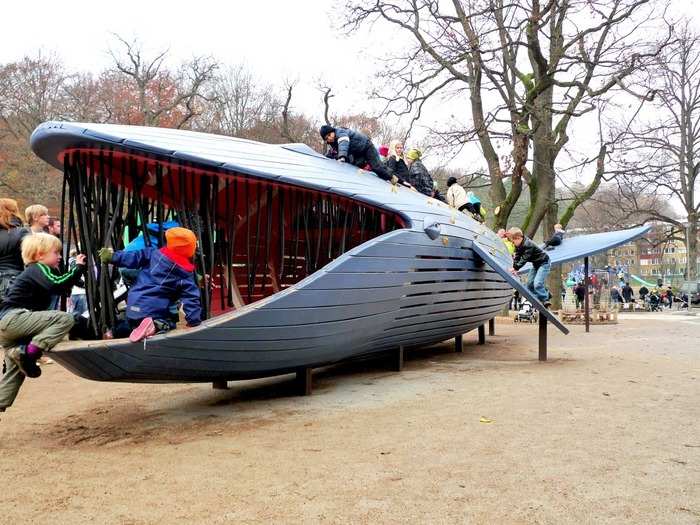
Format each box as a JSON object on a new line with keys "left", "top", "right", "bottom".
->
{"left": 320, "top": 125, "right": 390, "bottom": 181}
{"left": 621, "top": 282, "right": 634, "bottom": 303}
{"left": 574, "top": 282, "right": 586, "bottom": 309}
{"left": 610, "top": 287, "right": 624, "bottom": 304}
{"left": 405, "top": 149, "right": 435, "bottom": 197}
{"left": 665, "top": 286, "right": 674, "bottom": 308}
{"left": 385, "top": 140, "right": 409, "bottom": 184}
{"left": 0, "top": 199, "right": 30, "bottom": 301}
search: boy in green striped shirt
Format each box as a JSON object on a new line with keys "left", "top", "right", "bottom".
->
{"left": 0, "top": 233, "right": 86, "bottom": 413}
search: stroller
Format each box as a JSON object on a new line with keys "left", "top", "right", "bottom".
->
{"left": 514, "top": 300, "right": 538, "bottom": 323}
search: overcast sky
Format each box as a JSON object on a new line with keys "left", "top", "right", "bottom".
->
{"left": 2, "top": 1, "right": 377, "bottom": 121}
{"left": 3, "top": 0, "right": 699, "bottom": 180}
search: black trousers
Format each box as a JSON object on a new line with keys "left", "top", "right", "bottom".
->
{"left": 353, "top": 145, "right": 390, "bottom": 181}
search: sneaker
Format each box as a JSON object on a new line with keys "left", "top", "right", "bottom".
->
{"left": 6, "top": 347, "right": 42, "bottom": 379}
{"left": 543, "top": 301, "right": 552, "bottom": 308}
{"left": 129, "top": 317, "right": 156, "bottom": 343}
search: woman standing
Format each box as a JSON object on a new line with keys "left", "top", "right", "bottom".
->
{"left": 0, "top": 199, "right": 30, "bottom": 301}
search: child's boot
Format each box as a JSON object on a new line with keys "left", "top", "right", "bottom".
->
{"left": 129, "top": 317, "right": 156, "bottom": 343}
{"left": 6, "top": 346, "right": 42, "bottom": 378}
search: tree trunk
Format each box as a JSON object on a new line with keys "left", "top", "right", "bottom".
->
{"left": 544, "top": 195, "right": 561, "bottom": 309}
{"left": 687, "top": 214, "right": 698, "bottom": 281}
{"left": 522, "top": 83, "right": 555, "bottom": 238}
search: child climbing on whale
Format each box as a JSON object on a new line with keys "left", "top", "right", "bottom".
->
{"left": 543, "top": 223, "right": 566, "bottom": 250}
{"left": 0, "top": 233, "right": 86, "bottom": 413}
{"left": 507, "top": 227, "right": 552, "bottom": 308}
{"left": 98, "top": 227, "right": 202, "bottom": 342}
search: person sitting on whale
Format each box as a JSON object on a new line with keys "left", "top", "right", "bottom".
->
{"left": 543, "top": 223, "right": 566, "bottom": 250}
{"left": 320, "top": 124, "right": 391, "bottom": 182}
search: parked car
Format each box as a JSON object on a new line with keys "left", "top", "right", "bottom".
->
{"left": 680, "top": 281, "right": 700, "bottom": 305}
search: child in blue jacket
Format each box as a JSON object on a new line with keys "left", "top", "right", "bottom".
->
{"left": 99, "top": 227, "right": 202, "bottom": 342}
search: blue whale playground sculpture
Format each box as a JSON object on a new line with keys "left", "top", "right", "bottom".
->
{"left": 30, "top": 122, "right": 651, "bottom": 387}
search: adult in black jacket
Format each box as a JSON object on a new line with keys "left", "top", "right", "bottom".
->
{"left": 386, "top": 140, "right": 409, "bottom": 184}
{"left": 574, "top": 281, "right": 586, "bottom": 309}
{"left": 320, "top": 125, "right": 390, "bottom": 181}
{"left": 0, "top": 198, "right": 30, "bottom": 301}
{"left": 508, "top": 227, "right": 552, "bottom": 306}
{"left": 405, "top": 149, "right": 435, "bottom": 196}
{"left": 621, "top": 282, "right": 634, "bottom": 303}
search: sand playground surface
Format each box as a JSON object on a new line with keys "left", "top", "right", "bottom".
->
{"left": 1, "top": 314, "right": 698, "bottom": 524}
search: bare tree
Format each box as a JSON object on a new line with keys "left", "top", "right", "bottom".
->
{"left": 196, "top": 64, "right": 279, "bottom": 137}
{"left": 612, "top": 21, "right": 700, "bottom": 280}
{"left": 318, "top": 83, "right": 335, "bottom": 125}
{"left": 107, "top": 34, "right": 218, "bottom": 128}
{"left": 344, "top": 0, "right": 669, "bottom": 236}
{"left": 568, "top": 183, "right": 675, "bottom": 232}
{"left": 280, "top": 80, "right": 297, "bottom": 142}
{"left": 0, "top": 52, "right": 70, "bottom": 139}
{"left": 0, "top": 53, "right": 70, "bottom": 206}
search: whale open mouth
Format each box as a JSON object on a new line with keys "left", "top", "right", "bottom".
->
{"left": 58, "top": 147, "right": 407, "bottom": 333}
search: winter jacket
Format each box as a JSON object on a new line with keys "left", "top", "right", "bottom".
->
{"left": 621, "top": 284, "right": 634, "bottom": 302}
{"left": 512, "top": 237, "right": 550, "bottom": 271}
{"left": 0, "top": 220, "right": 29, "bottom": 274}
{"left": 0, "top": 262, "right": 85, "bottom": 318}
{"left": 111, "top": 247, "right": 201, "bottom": 326}
{"left": 407, "top": 160, "right": 435, "bottom": 197}
{"left": 329, "top": 127, "right": 373, "bottom": 163}
{"left": 386, "top": 156, "right": 409, "bottom": 182}
{"left": 544, "top": 230, "right": 565, "bottom": 248}
{"left": 446, "top": 183, "right": 468, "bottom": 210}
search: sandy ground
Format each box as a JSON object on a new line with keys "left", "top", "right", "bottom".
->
{"left": 0, "top": 314, "right": 698, "bottom": 525}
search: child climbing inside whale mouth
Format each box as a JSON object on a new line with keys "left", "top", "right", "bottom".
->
{"left": 99, "top": 227, "right": 202, "bottom": 343}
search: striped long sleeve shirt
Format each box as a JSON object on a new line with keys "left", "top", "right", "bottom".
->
{"left": 0, "top": 262, "right": 85, "bottom": 318}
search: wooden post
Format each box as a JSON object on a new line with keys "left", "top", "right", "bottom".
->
{"left": 295, "top": 367, "right": 313, "bottom": 396}
{"left": 538, "top": 314, "right": 548, "bottom": 361}
{"left": 455, "top": 334, "right": 463, "bottom": 353}
{"left": 584, "top": 256, "right": 590, "bottom": 333}
{"left": 488, "top": 317, "right": 495, "bottom": 336}
{"left": 212, "top": 380, "right": 228, "bottom": 390}
{"left": 393, "top": 346, "right": 405, "bottom": 371}
{"left": 478, "top": 324, "right": 486, "bottom": 344}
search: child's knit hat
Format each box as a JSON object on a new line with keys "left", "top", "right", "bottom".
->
{"left": 406, "top": 149, "right": 421, "bottom": 160}
{"left": 165, "top": 227, "right": 197, "bottom": 258}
